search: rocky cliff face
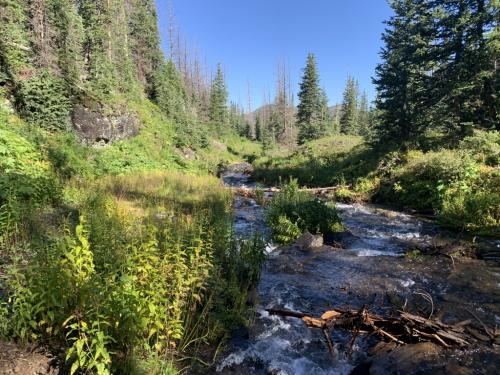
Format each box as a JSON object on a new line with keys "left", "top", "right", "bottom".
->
{"left": 72, "top": 104, "right": 140, "bottom": 147}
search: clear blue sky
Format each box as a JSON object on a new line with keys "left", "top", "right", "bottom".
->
{"left": 155, "top": 0, "right": 393, "bottom": 109}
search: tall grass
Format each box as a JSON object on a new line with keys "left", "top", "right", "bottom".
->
{"left": 0, "top": 171, "right": 265, "bottom": 374}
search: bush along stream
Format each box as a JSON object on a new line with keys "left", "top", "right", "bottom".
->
{"left": 217, "top": 164, "right": 500, "bottom": 375}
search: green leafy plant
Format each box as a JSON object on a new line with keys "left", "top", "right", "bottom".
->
{"left": 266, "top": 179, "right": 343, "bottom": 244}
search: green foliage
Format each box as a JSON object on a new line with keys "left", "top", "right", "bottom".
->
{"left": 376, "top": 150, "right": 480, "bottom": 211}
{"left": 253, "top": 135, "right": 369, "bottom": 187}
{"left": 209, "top": 64, "right": 228, "bottom": 130}
{"left": 0, "top": 127, "right": 57, "bottom": 206}
{"left": 46, "top": 0, "right": 86, "bottom": 87}
{"left": 47, "top": 134, "right": 93, "bottom": 180}
{"left": 266, "top": 179, "right": 343, "bottom": 244}
{"left": 254, "top": 131, "right": 499, "bottom": 236}
{"left": 459, "top": 130, "right": 500, "bottom": 166}
{"left": 16, "top": 70, "right": 71, "bottom": 130}
{"left": 374, "top": 0, "right": 498, "bottom": 146}
{"left": 1, "top": 172, "right": 266, "bottom": 373}
{"left": 152, "top": 60, "right": 187, "bottom": 123}
{"left": 439, "top": 168, "right": 500, "bottom": 236}
{"left": 268, "top": 215, "right": 302, "bottom": 245}
{"left": 0, "top": 0, "right": 32, "bottom": 78}
{"left": 296, "top": 53, "right": 328, "bottom": 144}
{"left": 339, "top": 76, "right": 359, "bottom": 135}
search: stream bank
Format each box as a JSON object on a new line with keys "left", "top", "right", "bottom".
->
{"left": 217, "top": 163, "right": 500, "bottom": 375}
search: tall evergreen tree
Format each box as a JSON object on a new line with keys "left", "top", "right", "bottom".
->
{"left": 296, "top": 53, "right": 326, "bottom": 144}
{"left": 152, "top": 59, "right": 186, "bottom": 123}
{"left": 129, "top": 0, "right": 163, "bottom": 94}
{"left": 318, "top": 88, "right": 331, "bottom": 136}
{"left": 358, "top": 91, "right": 371, "bottom": 138}
{"left": 373, "top": 0, "right": 436, "bottom": 146}
{"left": 339, "top": 76, "right": 359, "bottom": 135}
{"left": 209, "top": 63, "right": 228, "bottom": 129}
{"left": 431, "top": 0, "right": 498, "bottom": 136}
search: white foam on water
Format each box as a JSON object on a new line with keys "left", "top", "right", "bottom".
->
{"left": 400, "top": 278, "right": 416, "bottom": 288}
{"left": 217, "top": 337, "right": 293, "bottom": 372}
{"left": 257, "top": 318, "right": 292, "bottom": 340}
{"left": 265, "top": 243, "right": 278, "bottom": 254}
{"left": 355, "top": 249, "right": 401, "bottom": 257}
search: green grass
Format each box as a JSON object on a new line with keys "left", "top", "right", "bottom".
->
{"left": 253, "top": 132, "right": 500, "bottom": 237}
{"left": 253, "top": 135, "right": 375, "bottom": 187}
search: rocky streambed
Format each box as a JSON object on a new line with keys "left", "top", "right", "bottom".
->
{"left": 217, "top": 163, "right": 500, "bottom": 375}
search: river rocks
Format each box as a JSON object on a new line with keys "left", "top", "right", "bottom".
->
{"left": 72, "top": 103, "right": 140, "bottom": 146}
{"left": 368, "top": 342, "right": 442, "bottom": 375}
{"left": 295, "top": 231, "right": 324, "bottom": 250}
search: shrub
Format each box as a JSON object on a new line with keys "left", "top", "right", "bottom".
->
{"left": 376, "top": 150, "right": 480, "bottom": 212}
{"left": 0, "top": 127, "right": 58, "bottom": 206}
{"left": 459, "top": 130, "right": 500, "bottom": 166}
{"left": 16, "top": 70, "right": 71, "bottom": 131}
{"left": 267, "top": 179, "right": 343, "bottom": 244}
{"left": 439, "top": 169, "right": 500, "bottom": 236}
{"left": 47, "top": 133, "right": 94, "bottom": 180}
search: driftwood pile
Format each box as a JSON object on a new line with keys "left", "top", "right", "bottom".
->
{"left": 267, "top": 306, "right": 498, "bottom": 357}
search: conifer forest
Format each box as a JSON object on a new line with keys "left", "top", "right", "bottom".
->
{"left": 0, "top": 0, "right": 498, "bottom": 374}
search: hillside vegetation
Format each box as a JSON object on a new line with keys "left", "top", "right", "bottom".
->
{"left": 0, "top": 0, "right": 263, "bottom": 374}
{"left": 254, "top": 132, "right": 499, "bottom": 236}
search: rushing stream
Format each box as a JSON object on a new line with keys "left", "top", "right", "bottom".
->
{"left": 217, "top": 163, "right": 500, "bottom": 375}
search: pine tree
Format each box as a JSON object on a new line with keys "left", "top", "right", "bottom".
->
{"left": 0, "top": 0, "right": 33, "bottom": 79}
{"left": 51, "top": 0, "right": 85, "bottom": 88}
{"left": 255, "top": 114, "right": 262, "bottom": 141}
{"left": 358, "top": 91, "right": 371, "bottom": 138}
{"left": 209, "top": 63, "right": 228, "bottom": 130}
{"left": 373, "top": 0, "right": 436, "bottom": 146}
{"left": 431, "top": 0, "right": 498, "bottom": 136}
{"left": 296, "top": 53, "right": 325, "bottom": 144}
{"left": 340, "top": 76, "right": 359, "bottom": 135}
{"left": 318, "top": 88, "right": 331, "bottom": 136}
{"left": 129, "top": 0, "right": 163, "bottom": 95}
{"left": 152, "top": 60, "right": 186, "bottom": 123}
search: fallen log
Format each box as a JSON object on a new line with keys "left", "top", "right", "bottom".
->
{"left": 266, "top": 305, "right": 493, "bottom": 357}
{"left": 231, "top": 185, "right": 346, "bottom": 198}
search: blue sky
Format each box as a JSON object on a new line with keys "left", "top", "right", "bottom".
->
{"left": 156, "top": 0, "right": 393, "bottom": 109}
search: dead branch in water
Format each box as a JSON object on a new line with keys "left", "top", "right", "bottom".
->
{"left": 266, "top": 305, "right": 496, "bottom": 357}
{"left": 232, "top": 186, "right": 346, "bottom": 199}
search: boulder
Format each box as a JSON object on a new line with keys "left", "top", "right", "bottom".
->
{"left": 72, "top": 104, "right": 140, "bottom": 146}
{"left": 294, "top": 231, "right": 324, "bottom": 250}
{"left": 369, "top": 342, "right": 441, "bottom": 375}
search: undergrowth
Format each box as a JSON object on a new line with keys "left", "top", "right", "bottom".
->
{"left": 266, "top": 179, "right": 343, "bottom": 244}
{"left": 0, "top": 100, "right": 265, "bottom": 374}
{"left": 0, "top": 172, "right": 265, "bottom": 374}
{"left": 254, "top": 132, "right": 499, "bottom": 237}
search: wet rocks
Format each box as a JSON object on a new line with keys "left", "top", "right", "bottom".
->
{"left": 72, "top": 103, "right": 140, "bottom": 146}
{"left": 368, "top": 342, "right": 441, "bottom": 375}
{"left": 295, "top": 231, "right": 324, "bottom": 250}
